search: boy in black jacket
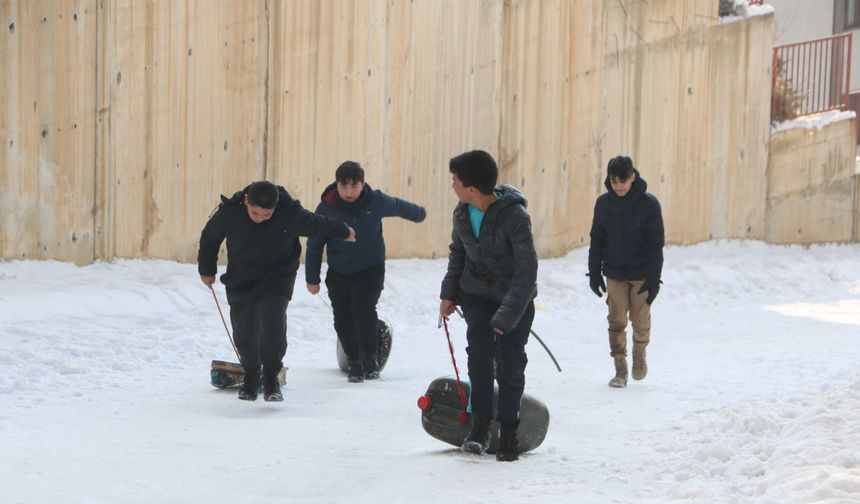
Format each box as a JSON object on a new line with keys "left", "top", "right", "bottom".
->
{"left": 439, "top": 150, "right": 538, "bottom": 462}
{"left": 588, "top": 156, "right": 664, "bottom": 388}
{"left": 198, "top": 181, "right": 355, "bottom": 402}
{"left": 305, "top": 161, "right": 426, "bottom": 382}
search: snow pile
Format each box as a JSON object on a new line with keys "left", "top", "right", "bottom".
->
{"left": 1, "top": 241, "right": 859, "bottom": 503}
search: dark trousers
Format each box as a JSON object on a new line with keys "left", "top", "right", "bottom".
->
{"left": 325, "top": 263, "right": 385, "bottom": 370}
{"left": 460, "top": 292, "right": 535, "bottom": 427}
{"left": 228, "top": 293, "right": 289, "bottom": 380}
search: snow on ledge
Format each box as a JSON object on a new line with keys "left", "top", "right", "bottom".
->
{"left": 771, "top": 110, "right": 857, "bottom": 134}
{"left": 719, "top": 4, "right": 775, "bottom": 26}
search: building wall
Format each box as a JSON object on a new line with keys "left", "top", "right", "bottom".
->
{"left": 4, "top": 0, "right": 839, "bottom": 266}
{"left": 767, "top": 117, "right": 858, "bottom": 243}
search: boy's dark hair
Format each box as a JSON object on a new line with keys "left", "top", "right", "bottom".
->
{"left": 336, "top": 161, "right": 365, "bottom": 184}
{"left": 449, "top": 150, "right": 498, "bottom": 195}
{"left": 607, "top": 155, "right": 635, "bottom": 180}
{"left": 246, "top": 181, "right": 279, "bottom": 209}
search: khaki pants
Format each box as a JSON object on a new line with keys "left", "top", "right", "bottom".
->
{"left": 606, "top": 278, "right": 651, "bottom": 357}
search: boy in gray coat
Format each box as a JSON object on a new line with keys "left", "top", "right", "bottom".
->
{"left": 439, "top": 150, "right": 538, "bottom": 462}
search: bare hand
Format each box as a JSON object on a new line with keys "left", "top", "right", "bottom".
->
{"left": 345, "top": 226, "right": 357, "bottom": 242}
{"left": 306, "top": 283, "right": 320, "bottom": 295}
{"left": 200, "top": 275, "right": 215, "bottom": 287}
{"left": 440, "top": 299, "right": 456, "bottom": 318}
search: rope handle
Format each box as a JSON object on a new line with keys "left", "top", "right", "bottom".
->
{"left": 441, "top": 314, "right": 470, "bottom": 425}
{"left": 210, "top": 286, "right": 241, "bottom": 361}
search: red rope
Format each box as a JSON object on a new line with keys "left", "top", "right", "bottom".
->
{"left": 442, "top": 315, "right": 470, "bottom": 424}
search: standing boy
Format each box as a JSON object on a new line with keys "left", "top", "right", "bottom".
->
{"left": 305, "top": 161, "right": 426, "bottom": 382}
{"left": 588, "top": 155, "right": 664, "bottom": 388}
{"left": 198, "top": 181, "right": 355, "bottom": 402}
{"left": 439, "top": 150, "right": 538, "bottom": 462}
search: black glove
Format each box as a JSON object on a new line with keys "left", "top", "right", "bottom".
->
{"left": 588, "top": 272, "right": 606, "bottom": 298}
{"left": 637, "top": 278, "right": 661, "bottom": 305}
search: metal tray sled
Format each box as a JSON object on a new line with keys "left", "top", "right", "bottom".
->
{"left": 336, "top": 319, "right": 393, "bottom": 373}
{"left": 416, "top": 376, "right": 550, "bottom": 454}
{"left": 210, "top": 360, "right": 287, "bottom": 389}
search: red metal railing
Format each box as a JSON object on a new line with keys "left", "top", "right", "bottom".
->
{"left": 771, "top": 34, "right": 853, "bottom": 122}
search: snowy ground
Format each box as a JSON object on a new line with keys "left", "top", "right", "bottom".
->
{"left": 1, "top": 241, "right": 859, "bottom": 504}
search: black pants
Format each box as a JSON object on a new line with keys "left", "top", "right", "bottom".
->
{"left": 227, "top": 290, "right": 289, "bottom": 381}
{"left": 460, "top": 292, "right": 535, "bottom": 427}
{"left": 325, "top": 263, "right": 385, "bottom": 370}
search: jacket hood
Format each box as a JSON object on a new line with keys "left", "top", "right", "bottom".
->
{"left": 455, "top": 184, "right": 527, "bottom": 215}
{"left": 221, "top": 184, "right": 294, "bottom": 208}
{"left": 604, "top": 168, "right": 647, "bottom": 200}
{"left": 320, "top": 182, "right": 370, "bottom": 210}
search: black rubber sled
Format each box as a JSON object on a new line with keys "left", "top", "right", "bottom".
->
{"left": 336, "top": 319, "right": 393, "bottom": 373}
{"left": 417, "top": 376, "right": 550, "bottom": 454}
{"left": 210, "top": 360, "right": 287, "bottom": 389}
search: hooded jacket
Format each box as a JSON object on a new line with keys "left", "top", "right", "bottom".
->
{"left": 198, "top": 184, "right": 350, "bottom": 298}
{"left": 588, "top": 169, "right": 664, "bottom": 282}
{"left": 305, "top": 182, "right": 425, "bottom": 283}
{"left": 440, "top": 185, "right": 538, "bottom": 332}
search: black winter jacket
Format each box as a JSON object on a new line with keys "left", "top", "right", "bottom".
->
{"left": 440, "top": 185, "right": 538, "bottom": 332}
{"left": 588, "top": 170, "right": 664, "bottom": 282}
{"left": 198, "top": 185, "right": 351, "bottom": 298}
{"left": 305, "top": 183, "right": 425, "bottom": 283}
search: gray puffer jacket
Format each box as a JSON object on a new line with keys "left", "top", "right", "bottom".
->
{"left": 440, "top": 185, "right": 538, "bottom": 332}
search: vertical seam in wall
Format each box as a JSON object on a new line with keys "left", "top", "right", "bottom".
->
{"left": 93, "top": 0, "right": 99, "bottom": 262}
{"left": 262, "top": 0, "right": 271, "bottom": 181}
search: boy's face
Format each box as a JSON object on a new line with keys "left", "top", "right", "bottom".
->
{"left": 610, "top": 173, "right": 636, "bottom": 197}
{"left": 451, "top": 174, "right": 474, "bottom": 204}
{"left": 244, "top": 195, "right": 274, "bottom": 224}
{"left": 336, "top": 179, "right": 365, "bottom": 202}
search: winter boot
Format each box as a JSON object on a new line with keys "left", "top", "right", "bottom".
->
{"left": 363, "top": 355, "right": 380, "bottom": 380}
{"left": 238, "top": 370, "right": 260, "bottom": 401}
{"left": 632, "top": 343, "right": 648, "bottom": 381}
{"left": 347, "top": 362, "right": 364, "bottom": 383}
{"left": 496, "top": 423, "right": 520, "bottom": 462}
{"left": 608, "top": 355, "right": 628, "bottom": 388}
{"left": 263, "top": 375, "right": 283, "bottom": 402}
{"left": 461, "top": 414, "right": 492, "bottom": 455}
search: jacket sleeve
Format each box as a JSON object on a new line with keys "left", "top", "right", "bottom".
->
{"left": 378, "top": 191, "right": 426, "bottom": 222}
{"left": 644, "top": 196, "right": 665, "bottom": 281}
{"left": 587, "top": 199, "right": 606, "bottom": 276}
{"left": 304, "top": 203, "right": 327, "bottom": 285}
{"left": 197, "top": 208, "right": 226, "bottom": 277}
{"left": 440, "top": 216, "right": 465, "bottom": 302}
{"left": 491, "top": 208, "right": 538, "bottom": 332}
{"left": 292, "top": 203, "right": 351, "bottom": 241}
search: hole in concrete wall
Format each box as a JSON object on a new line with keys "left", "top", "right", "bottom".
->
{"left": 116, "top": 72, "right": 121, "bottom": 84}
{"left": 223, "top": 140, "right": 228, "bottom": 151}
{"left": 188, "top": 48, "right": 192, "bottom": 56}
{"left": 8, "top": 21, "right": 14, "bottom": 33}
{"left": 41, "top": 128, "right": 47, "bottom": 139}
{"left": 74, "top": 13, "right": 78, "bottom": 21}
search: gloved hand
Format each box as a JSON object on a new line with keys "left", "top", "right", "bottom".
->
{"left": 589, "top": 272, "right": 606, "bottom": 298}
{"left": 637, "top": 278, "right": 661, "bottom": 305}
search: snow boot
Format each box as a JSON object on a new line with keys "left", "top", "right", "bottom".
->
{"left": 238, "top": 371, "right": 260, "bottom": 401}
{"left": 363, "top": 355, "right": 380, "bottom": 380}
{"left": 347, "top": 362, "right": 364, "bottom": 383}
{"left": 496, "top": 423, "right": 520, "bottom": 462}
{"left": 632, "top": 343, "right": 648, "bottom": 381}
{"left": 461, "top": 414, "right": 492, "bottom": 455}
{"left": 608, "top": 355, "right": 628, "bottom": 388}
{"left": 263, "top": 375, "right": 283, "bottom": 402}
